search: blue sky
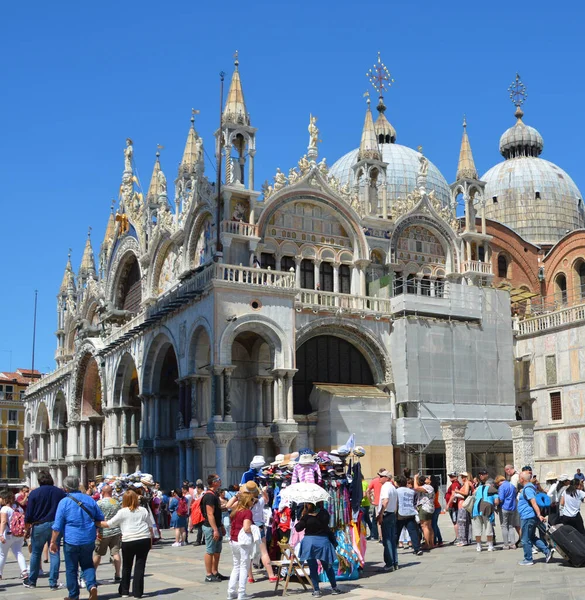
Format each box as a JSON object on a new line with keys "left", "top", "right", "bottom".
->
{"left": 1, "top": 1, "right": 583, "bottom": 373}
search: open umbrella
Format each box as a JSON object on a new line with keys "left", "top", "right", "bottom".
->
{"left": 280, "top": 482, "right": 330, "bottom": 504}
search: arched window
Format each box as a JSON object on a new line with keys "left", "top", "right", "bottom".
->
{"left": 281, "top": 256, "right": 295, "bottom": 273}
{"left": 339, "top": 265, "right": 351, "bottom": 294}
{"left": 578, "top": 262, "right": 585, "bottom": 299}
{"left": 555, "top": 273, "right": 568, "bottom": 306}
{"left": 320, "top": 262, "right": 334, "bottom": 292}
{"left": 497, "top": 254, "right": 508, "bottom": 278}
{"left": 300, "top": 259, "right": 314, "bottom": 289}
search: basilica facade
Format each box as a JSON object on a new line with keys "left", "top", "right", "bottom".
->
{"left": 24, "top": 56, "right": 551, "bottom": 489}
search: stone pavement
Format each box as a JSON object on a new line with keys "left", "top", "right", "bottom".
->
{"left": 2, "top": 514, "right": 585, "bottom": 600}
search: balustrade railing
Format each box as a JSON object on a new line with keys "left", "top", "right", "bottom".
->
{"left": 461, "top": 260, "right": 492, "bottom": 275}
{"left": 220, "top": 220, "right": 259, "bottom": 237}
{"left": 215, "top": 263, "right": 296, "bottom": 288}
{"left": 296, "top": 290, "right": 393, "bottom": 314}
{"left": 26, "top": 362, "right": 74, "bottom": 396}
{"left": 517, "top": 302, "right": 585, "bottom": 335}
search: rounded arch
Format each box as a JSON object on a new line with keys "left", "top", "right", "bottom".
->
{"left": 219, "top": 314, "right": 293, "bottom": 369}
{"left": 71, "top": 349, "right": 105, "bottom": 420}
{"left": 106, "top": 235, "right": 142, "bottom": 307}
{"left": 572, "top": 257, "right": 585, "bottom": 301}
{"left": 257, "top": 189, "right": 369, "bottom": 260}
{"left": 113, "top": 352, "right": 140, "bottom": 408}
{"left": 296, "top": 319, "right": 392, "bottom": 385}
{"left": 111, "top": 251, "right": 142, "bottom": 313}
{"left": 52, "top": 391, "right": 68, "bottom": 429}
{"left": 554, "top": 271, "right": 568, "bottom": 306}
{"left": 187, "top": 318, "right": 213, "bottom": 374}
{"left": 35, "top": 402, "right": 50, "bottom": 435}
{"left": 390, "top": 216, "right": 457, "bottom": 274}
{"left": 497, "top": 252, "right": 510, "bottom": 278}
{"left": 148, "top": 237, "right": 177, "bottom": 298}
{"left": 141, "top": 329, "right": 181, "bottom": 394}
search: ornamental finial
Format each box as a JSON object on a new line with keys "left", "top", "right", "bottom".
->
{"left": 87, "top": 226, "right": 92, "bottom": 239}
{"left": 191, "top": 108, "right": 199, "bottom": 127}
{"left": 234, "top": 50, "right": 239, "bottom": 69}
{"left": 508, "top": 73, "right": 527, "bottom": 120}
{"left": 367, "top": 52, "right": 394, "bottom": 99}
{"left": 364, "top": 90, "right": 371, "bottom": 107}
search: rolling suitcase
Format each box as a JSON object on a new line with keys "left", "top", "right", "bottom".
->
{"left": 546, "top": 523, "right": 585, "bottom": 567}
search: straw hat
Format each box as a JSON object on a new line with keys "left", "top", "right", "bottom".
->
{"left": 545, "top": 471, "right": 557, "bottom": 481}
{"left": 299, "top": 454, "right": 315, "bottom": 465}
{"left": 271, "top": 454, "right": 285, "bottom": 466}
{"left": 240, "top": 480, "right": 259, "bottom": 495}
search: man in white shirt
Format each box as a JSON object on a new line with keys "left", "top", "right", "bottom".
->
{"left": 376, "top": 471, "right": 398, "bottom": 572}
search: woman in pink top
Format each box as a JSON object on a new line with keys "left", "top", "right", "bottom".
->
{"left": 228, "top": 493, "right": 254, "bottom": 600}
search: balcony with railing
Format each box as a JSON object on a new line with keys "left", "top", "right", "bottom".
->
{"left": 220, "top": 220, "right": 259, "bottom": 237}
{"left": 516, "top": 302, "right": 585, "bottom": 336}
{"left": 295, "top": 290, "right": 393, "bottom": 316}
{"left": 461, "top": 260, "right": 493, "bottom": 275}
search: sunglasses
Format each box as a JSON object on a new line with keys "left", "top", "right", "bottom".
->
{"left": 213, "top": 478, "right": 221, "bottom": 483}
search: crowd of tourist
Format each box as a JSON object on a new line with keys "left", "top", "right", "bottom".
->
{"left": 1, "top": 462, "right": 584, "bottom": 599}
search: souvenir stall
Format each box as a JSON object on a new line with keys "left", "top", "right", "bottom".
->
{"left": 253, "top": 440, "right": 367, "bottom": 582}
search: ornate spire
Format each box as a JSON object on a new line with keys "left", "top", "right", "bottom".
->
{"left": 367, "top": 52, "right": 396, "bottom": 144}
{"left": 79, "top": 228, "right": 96, "bottom": 279}
{"left": 358, "top": 92, "right": 381, "bottom": 161}
{"left": 179, "top": 110, "right": 203, "bottom": 177}
{"left": 456, "top": 116, "right": 478, "bottom": 180}
{"left": 223, "top": 51, "right": 250, "bottom": 126}
{"left": 147, "top": 149, "right": 167, "bottom": 202}
{"left": 102, "top": 200, "right": 116, "bottom": 248}
{"left": 60, "top": 249, "right": 75, "bottom": 294}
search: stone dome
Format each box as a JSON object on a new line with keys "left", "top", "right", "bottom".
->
{"left": 481, "top": 157, "right": 584, "bottom": 246}
{"left": 329, "top": 144, "right": 451, "bottom": 208}
{"left": 481, "top": 106, "right": 584, "bottom": 246}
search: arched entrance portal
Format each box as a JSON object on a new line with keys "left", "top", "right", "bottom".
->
{"left": 294, "top": 335, "right": 374, "bottom": 415}
{"left": 109, "top": 353, "right": 141, "bottom": 475}
{"left": 78, "top": 354, "right": 104, "bottom": 482}
{"left": 150, "top": 343, "right": 180, "bottom": 489}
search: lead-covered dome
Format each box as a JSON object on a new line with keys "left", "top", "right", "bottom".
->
{"left": 329, "top": 143, "right": 451, "bottom": 208}
{"left": 481, "top": 105, "right": 584, "bottom": 246}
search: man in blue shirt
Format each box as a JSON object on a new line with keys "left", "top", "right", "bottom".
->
{"left": 574, "top": 469, "right": 585, "bottom": 482}
{"left": 517, "top": 471, "right": 553, "bottom": 566}
{"left": 240, "top": 455, "right": 265, "bottom": 484}
{"left": 496, "top": 475, "right": 519, "bottom": 549}
{"left": 22, "top": 470, "right": 66, "bottom": 590}
{"left": 50, "top": 476, "right": 104, "bottom": 600}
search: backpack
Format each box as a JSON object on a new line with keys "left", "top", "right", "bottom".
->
{"left": 190, "top": 491, "right": 213, "bottom": 526}
{"left": 9, "top": 507, "right": 25, "bottom": 537}
{"left": 522, "top": 486, "right": 551, "bottom": 516}
{"left": 177, "top": 497, "right": 188, "bottom": 517}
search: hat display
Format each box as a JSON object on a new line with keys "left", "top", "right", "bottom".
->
{"left": 271, "top": 454, "right": 285, "bottom": 466}
{"left": 545, "top": 471, "right": 557, "bottom": 481}
{"left": 352, "top": 446, "right": 366, "bottom": 457}
{"left": 250, "top": 455, "right": 266, "bottom": 469}
{"left": 299, "top": 454, "right": 315, "bottom": 465}
{"left": 140, "top": 474, "right": 155, "bottom": 487}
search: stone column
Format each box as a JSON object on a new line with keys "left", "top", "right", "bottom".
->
{"left": 80, "top": 462, "right": 88, "bottom": 487}
{"left": 67, "top": 423, "right": 78, "bottom": 456}
{"left": 130, "top": 412, "right": 137, "bottom": 445}
{"left": 139, "top": 395, "right": 149, "bottom": 439}
{"left": 254, "top": 377, "right": 264, "bottom": 424}
{"left": 208, "top": 425, "right": 237, "bottom": 485}
{"left": 184, "top": 379, "right": 192, "bottom": 425}
{"left": 179, "top": 443, "right": 186, "bottom": 482}
{"left": 284, "top": 370, "right": 298, "bottom": 423}
{"left": 121, "top": 411, "right": 128, "bottom": 445}
{"left": 440, "top": 420, "right": 468, "bottom": 475}
{"left": 57, "top": 430, "right": 64, "bottom": 459}
{"left": 49, "top": 430, "right": 57, "bottom": 461}
{"left": 508, "top": 420, "right": 536, "bottom": 470}
{"left": 96, "top": 423, "right": 102, "bottom": 458}
{"left": 149, "top": 396, "right": 156, "bottom": 438}
{"left": 223, "top": 367, "right": 235, "bottom": 421}
{"left": 351, "top": 264, "right": 358, "bottom": 295}
{"left": 213, "top": 367, "right": 224, "bottom": 421}
{"left": 294, "top": 256, "right": 302, "bottom": 288}
{"left": 185, "top": 441, "right": 193, "bottom": 482}
{"left": 89, "top": 423, "right": 95, "bottom": 459}
{"left": 121, "top": 457, "right": 129, "bottom": 474}
{"left": 249, "top": 149, "right": 255, "bottom": 191}
{"left": 263, "top": 378, "right": 273, "bottom": 424}
{"left": 80, "top": 422, "right": 88, "bottom": 459}
{"left": 333, "top": 262, "right": 340, "bottom": 294}
{"left": 178, "top": 381, "right": 186, "bottom": 425}
{"left": 272, "top": 375, "right": 282, "bottom": 422}
{"left": 313, "top": 259, "right": 321, "bottom": 290}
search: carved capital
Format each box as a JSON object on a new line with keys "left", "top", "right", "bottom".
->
{"left": 440, "top": 420, "right": 468, "bottom": 441}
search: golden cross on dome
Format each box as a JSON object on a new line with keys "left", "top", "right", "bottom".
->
{"left": 367, "top": 52, "right": 394, "bottom": 97}
{"left": 508, "top": 73, "right": 527, "bottom": 108}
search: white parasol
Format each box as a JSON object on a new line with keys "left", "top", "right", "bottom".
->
{"left": 279, "top": 482, "right": 330, "bottom": 504}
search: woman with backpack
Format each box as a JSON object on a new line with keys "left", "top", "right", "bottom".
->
{"left": 0, "top": 489, "right": 28, "bottom": 579}
{"left": 169, "top": 489, "right": 188, "bottom": 547}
